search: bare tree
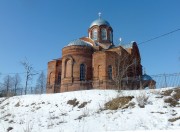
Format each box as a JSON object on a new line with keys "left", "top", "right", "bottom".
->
{"left": 12, "top": 73, "right": 21, "bottom": 95}
{"left": 0, "top": 74, "right": 2, "bottom": 96}
{"left": 2, "top": 75, "right": 13, "bottom": 97}
{"left": 36, "top": 71, "right": 46, "bottom": 94}
{"left": 0, "top": 73, "right": 2, "bottom": 89}
{"left": 113, "top": 50, "right": 139, "bottom": 91}
{"left": 21, "top": 59, "right": 37, "bottom": 95}
{"left": 0, "top": 73, "right": 2, "bottom": 88}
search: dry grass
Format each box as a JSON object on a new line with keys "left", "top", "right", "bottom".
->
{"left": 151, "top": 111, "right": 167, "bottom": 114}
{"left": 0, "top": 102, "right": 10, "bottom": 109}
{"left": 164, "top": 97, "right": 179, "bottom": 107}
{"left": 163, "top": 87, "right": 180, "bottom": 107}
{"left": 50, "top": 116, "right": 59, "bottom": 120}
{"left": 96, "top": 103, "right": 106, "bottom": 114}
{"left": 172, "top": 88, "right": 180, "bottom": 101}
{"left": 9, "top": 120, "right": 15, "bottom": 123}
{"left": 78, "top": 102, "right": 88, "bottom": 108}
{"left": 67, "top": 98, "right": 79, "bottom": 107}
{"left": 161, "top": 89, "right": 173, "bottom": 96}
{"left": 4, "top": 113, "right": 11, "bottom": 118}
{"left": 75, "top": 115, "right": 86, "bottom": 120}
{"left": 60, "top": 113, "right": 68, "bottom": 116}
{"left": 7, "top": 127, "right": 13, "bottom": 132}
{"left": 128, "top": 102, "right": 136, "bottom": 108}
{"left": 15, "top": 102, "right": 20, "bottom": 107}
{"left": 0, "top": 98, "right": 8, "bottom": 105}
{"left": 31, "top": 102, "right": 36, "bottom": 105}
{"left": 75, "top": 107, "right": 90, "bottom": 120}
{"left": 155, "top": 95, "right": 163, "bottom": 98}
{"left": 105, "top": 96, "right": 134, "bottom": 110}
{"left": 36, "top": 106, "right": 41, "bottom": 110}
{"left": 168, "top": 116, "right": 180, "bottom": 122}
{"left": 136, "top": 94, "right": 149, "bottom": 108}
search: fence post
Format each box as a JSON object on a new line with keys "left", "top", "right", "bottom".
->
{"left": 164, "top": 73, "right": 167, "bottom": 88}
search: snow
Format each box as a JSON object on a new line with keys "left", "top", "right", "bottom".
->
{"left": 0, "top": 88, "right": 180, "bottom": 132}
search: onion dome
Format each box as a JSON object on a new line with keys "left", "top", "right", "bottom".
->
{"left": 89, "top": 18, "right": 110, "bottom": 28}
{"left": 142, "top": 74, "right": 153, "bottom": 81}
{"left": 66, "top": 39, "right": 93, "bottom": 47}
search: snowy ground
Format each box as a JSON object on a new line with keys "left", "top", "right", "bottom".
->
{"left": 0, "top": 88, "right": 180, "bottom": 132}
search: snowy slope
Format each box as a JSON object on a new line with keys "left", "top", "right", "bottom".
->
{"left": 0, "top": 88, "right": 180, "bottom": 132}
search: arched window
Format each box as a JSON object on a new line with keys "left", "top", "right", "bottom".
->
{"left": 92, "top": 28, "right": 97, "bottom": 40}
{"left": 57, "top": 72, "right": 61, "bottom": 84}
{"left": 80, "top": 64, "right": 86, "bottom": 81}
{"left": 109, "top": 31, "right": 113, "bottom": 42}
{"left": 49, "top": 72, "right": 52, "bottom": 84}
{"left": 108, "top": 65, "right": 112, "bottom": 80}
{"left": 101, "top": 28, "right": 107, "bottom": 40}
{"left": 65, "top": 59, "right": 71, "bottom": 77}
{"left": 98, "top": 65, "right": 102, "bottom": 79}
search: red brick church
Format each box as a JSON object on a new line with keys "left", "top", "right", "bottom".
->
{"left": 46, "top": 15, "right": 155, "bottom": 93}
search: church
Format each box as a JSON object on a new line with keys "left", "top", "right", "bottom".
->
{"left": 46, "top": 14, "right": 155, "bottom": 93}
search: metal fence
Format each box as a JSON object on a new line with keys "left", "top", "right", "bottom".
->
{"left": 58, "top": 73, "right": 180, "bottom": 90}
{"left": 151, "top": 73, "right": 180, "bottom": 88}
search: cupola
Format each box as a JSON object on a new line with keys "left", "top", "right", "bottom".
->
{"left": 88, "top": 13, "right": 113, "bottom": 44}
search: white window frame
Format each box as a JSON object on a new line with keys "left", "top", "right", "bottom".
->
{"left": 101, "top": 28, "right": 107, "bottom": 40}
{"left": 92, "top": 28, "right": 97, "bottom": 40}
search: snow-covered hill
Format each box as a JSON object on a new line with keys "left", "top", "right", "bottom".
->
{"left": 0, "top": 88, "right": 180, "bottom": 132}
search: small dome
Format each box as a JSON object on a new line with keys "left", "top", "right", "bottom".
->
{"left": 142, "top": 74, "right": 153, "bottom": 81}
{"left": 66, "top": 39, "right": 92, "bottom": 47}
{"left": 121, "top": 43, "right": 133, "bottom": 49}
{"left": 90, "top": 18, "right": 110, "bottom": 28}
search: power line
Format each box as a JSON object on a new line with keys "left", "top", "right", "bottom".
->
{"left": 1, "top": 29, "right": 179, "bottom": 76}
{"left": 138, "top": 28, "right": 180, "bottom": 45}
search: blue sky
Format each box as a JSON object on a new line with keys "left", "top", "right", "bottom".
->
{"left": 0, "top": 0, "right": 180, "bottom": 85}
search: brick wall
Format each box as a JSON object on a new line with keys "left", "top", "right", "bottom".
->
{"left": 60, "top": 45, "right": 93, "bottom": 92}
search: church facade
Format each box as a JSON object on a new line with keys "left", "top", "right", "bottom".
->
{"left": 46, "top": 16, "right": 155, "bottom": 93}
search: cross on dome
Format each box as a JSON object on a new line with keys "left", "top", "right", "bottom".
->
{"left": 119, "top": 37, "right": 122, "bottom": 45}
{"left": 98, "top": 12, "right": 101, "bottom": 19}
{"left": 89, "top": 13, "right": 111, "bottom": 28}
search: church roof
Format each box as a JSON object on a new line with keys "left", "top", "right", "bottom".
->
{"left": 121, "top": 41, "right": 136, "bottom": 49}
{"left": 89, "top": 18, "right": 110, "bottom": 28}
{"left": 66, "top": 39, "right": 93, "bottom": 47}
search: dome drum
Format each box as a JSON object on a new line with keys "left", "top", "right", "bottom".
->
{"left": 88, "top": 22, "right": 113, "bottom": 44}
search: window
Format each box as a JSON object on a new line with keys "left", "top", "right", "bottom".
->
{"left": 89, "top": 32, "right": 91, "bottom": 38}
{"left": 57, "top": 73, "right": 61, "bottom": 84}
{"left": 65, "top": 59, "right": 71, "bottom": 77}
{"left": 92, "top": 28, "right": 97, "bottom": 40}
{"left": 101, "top": 28, "right": 107, "bottom": 40}
{"left": 49, "top": 72, "right": 52, "bottom": 84}
{"left": 80, "top": 64, "right": 86, "bottom": 81}
{"left": 109, "top": 31, "right": 113, "bottom": 42}
{"left": 98, "top": 65, "right": 102, "bottom": 79}
{"left": 108, "top": 65, "right": 112, "bottom": 80}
